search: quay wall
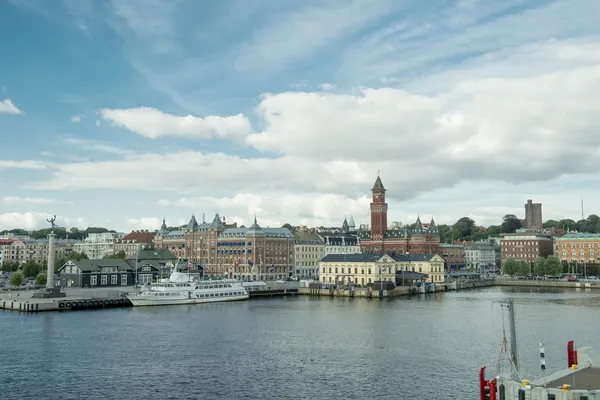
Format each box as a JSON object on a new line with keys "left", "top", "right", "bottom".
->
{"left": 298, "top": 279, "right": 495, "bottom": 298}
{"left": 496, "top": 279, "right": 600, "bottom": 290}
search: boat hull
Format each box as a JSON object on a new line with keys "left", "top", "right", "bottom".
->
{"left": 127, "top": 294, "right": 249, "bottom": 307}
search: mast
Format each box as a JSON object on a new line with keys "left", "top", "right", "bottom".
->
{"left": 507, "top": 298, "right": 519, "bottom": 375}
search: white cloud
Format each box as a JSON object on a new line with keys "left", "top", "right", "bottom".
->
{"left": 99, "top": 107, "right": 252, "bottom": 140}
{"left": 63, "top": 137, "right": 133, "bottom": 155}
{"left": 1, "top": 197, "right": 56, "bottom": 205}
{"left": 0, "top": 99, "right": 23, "bottom": 115}
{"left": 71, "top": 115, "right": 81, "bottom": 123}
{"left": 0, "top": 212, "right": 88, "bottom": 231}
{"left": 125, "top": 217, "right": 163, "bottom": 231}
{"left": 0, "top": 160, "right": 46, "bottom": 170}
{"left": 319, "top": 83, "right": 336, "bottom": 91}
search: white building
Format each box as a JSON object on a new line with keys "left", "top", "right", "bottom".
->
{"left": 316, "top": 217, "right": 361, "bottom": 257}
{"left": 0, "top": 248, "right": 3, "bottom": 267}
{"left": 464, "top": 243, "right": 496, "bottom": 271}
{"left": 293, "top": 230, "right": 324, "bottom": 279}
{"left": 75, "top": 232, "right": 125, "bottom": 259}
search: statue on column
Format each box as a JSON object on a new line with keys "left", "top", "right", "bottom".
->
{"left": 47, "top": 215, "right": 57, "bottom": 230}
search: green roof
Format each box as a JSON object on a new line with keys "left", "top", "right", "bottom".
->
{"left": 557, "top": 233, "right": 600, "bottom": 240}
{"left": 129, "top": 249, "right": 177, "bottom": 261}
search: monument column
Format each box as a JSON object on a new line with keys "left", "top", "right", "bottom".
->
{"left": 47, "top": 231, "right": 56, "bottom": 289}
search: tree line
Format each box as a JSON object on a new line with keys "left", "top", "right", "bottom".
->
{"left": 0, "top": 227, "right": 116, "bottom": 240}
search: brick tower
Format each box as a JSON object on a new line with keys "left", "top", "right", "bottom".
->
{"left": 370, "top": 175, "right": 388, "bottom": 241}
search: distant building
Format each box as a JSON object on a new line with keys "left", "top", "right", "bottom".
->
{"left": 524, "top": 199, "right": 543, "bottom": 230}
{"left": 113, "top": 230, "right": 155, "bottom": 258}
{"left": 439, "top": 244, "right": 465, "bottom": 271}
{"left": 75, "top": 232, "right": 125, "bottom": 259}
{"left": 464, "top": 243, "right": 496, "bottom": 271}
{"left": 58, "top": 259, "right": 133, "bottom": 288}
{"left": 317, "top": 216, "right": 362, "bottom": 257}
{"left": 500, "top": 229, "right": 553, "bottom": 267}
{"left": 358, "top": 176, "right": 440, "bottom": 255}
{"left": 555, "top": 233, "right": 600, "bottom": 265}
{"left": 293, "top": 230, "right": 324, "bottom": 279}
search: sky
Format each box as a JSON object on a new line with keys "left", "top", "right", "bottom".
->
{"left": 1, "top": 0, "right": 600, "bottom": 233}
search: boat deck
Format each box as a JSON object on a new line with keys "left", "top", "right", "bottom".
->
{"left": 544, "top": 367, "right": 600, "bottom": 390}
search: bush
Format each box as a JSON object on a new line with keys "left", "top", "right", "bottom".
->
{"left": 10, "top": 272, "right": 23, "bottom": 287}
{"left": 35, "top": 273, "right": 47, "bottom": 286}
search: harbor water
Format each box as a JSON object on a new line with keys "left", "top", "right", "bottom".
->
{"left": 1, "top": 286, "right": 600, "bottom": 399}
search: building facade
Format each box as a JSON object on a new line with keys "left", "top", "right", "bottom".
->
{"left": 181, "top": 214, "right": 226, "bottom": 271}
{"left": 216, "top": 218, "right": 294, "bottom": 281}
{"left": 464, "top": 243, "right": 496, "bottom": 271}
{"left": 439, "top": 244, "right": 465, "bottom": 271}
{"left": 317, "top": 217, "right": 362, "bottom": 257}
{"left": 359, "top": 176, "right": 440, "bottom": 255}
{"left": 555, "top": 233, "right": 600, "bottom": 265}
{"left": 318, "top": 253, "right": 445, "bottom": 286}
{"left": 500, "top": 230, "right": 553, "bottom": 266}
{"left": 58, "top": 259, "right": 133, "bottom": 288}
{"left": 75, "top": 232, "right": 125, "bottom": 259}
{"left": 293, "top": 229, "right": 324, "bottom": 279}
{"left": 524, "top": 199, "right": 543, "bottom": 230}
{"left": 113, "top": 230, "right": 154, "bottom": 258}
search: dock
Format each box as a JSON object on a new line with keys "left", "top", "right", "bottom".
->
{"left": 0, "top": 282, "right": 300, "bottom": 313}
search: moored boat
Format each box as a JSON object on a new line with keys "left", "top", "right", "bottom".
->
{"left": 127, "top": 268, "right": 249, "bottom": 307}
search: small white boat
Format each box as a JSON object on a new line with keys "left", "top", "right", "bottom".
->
{"left": 127, "top": 268, "right": 249, "bottom": 307}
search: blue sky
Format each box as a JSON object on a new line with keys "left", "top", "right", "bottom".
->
{"left": 1, "top": 0, "right": 600, "bottom": 232}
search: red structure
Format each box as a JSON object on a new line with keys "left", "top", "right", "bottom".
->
{"left": 568, "top": 340, "right": 579, "bottom": 368}
{"left": 479, "top": 367, "right": 497, "bottom": 400}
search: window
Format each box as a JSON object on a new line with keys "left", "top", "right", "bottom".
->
{"left": 111, "top": 275, "right": 118, "bottom": 285}
{"left": 91, "top": 276, "right": 97, "bottom": 286}
{"left": 101, "top": 275, "right": 107, "bottom": 285}
{"left": 121, "top": 275, "right": 127, "bottom": 286}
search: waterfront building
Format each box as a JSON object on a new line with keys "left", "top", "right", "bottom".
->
{"left": 0, "top": 239, "right": 24, "bottom": 265}
{"left": 318, "top": 253, "right": 445, "bottom": 286}
{"left": 293, "top": 228, "right": 324, "bottom": 279}
{"left": 439, "top": 243, "right": 465, "bottom": 271}
{"left": 113, "top": 230, "right": 154, "bottom": 258}
{"left": 500, "top": 229, "right": 553, "bottom": 267}
{"left": 182, "top": 214, "right": 226, "bottom": 273}
{"left": 524, "top": 199, "right": 543, "bottom": 230}
{"left": 75, "top": 232, "right": 125, "bottom": 259}
{"left": 58, "top": 259, "right": 133, "bottom": 288}
{"left": 358, "top": 176, "right": 440, "bottom": 255}
{"left": 464, "top": 243, "right": 496, "bottom": 271}
{"left": 216, "top": 218, "right": 294, "bottom": 281}
{"left": 555, "top": 232, "right": 600, "bottom": 265}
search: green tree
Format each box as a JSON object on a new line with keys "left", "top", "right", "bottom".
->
{"left": 546, "top": 256, "right": 562, "bottom": 276}
{"left": 453, "top": 217, "right": 476, "bottom": 239}
{"left": 54, "top": 256, "right": 68, "bottom": 273}
{"left": 22, "top": 261, "right": 42, "bottom": 277}
{"left": 1, "top": 261, "right": 19, "bottom": 273}
{"left": 559, "top": 219, "right": 576, "bottom": 232}
{"left": 69, "top": 251, "right": 88, "bottom": 261}
{"left": 517, "top": 260, "right": 531, "bottom": 276}
{"left": 281, "top": 223, "right": 294, "bottom": 232}
{"left": 533, "top": 257, "right": 547, "bottom": 276}
{"left": 503, "top": 258, "right": 518, "bottom": 276}
{"left": 10, "top": 272, "right": 23, "bottom": 287}
{"left": 35, "top": 272, "right": 47, "bottom": 285}
{"left": 501, "top": 214, "right": 522, "bottom": 233}
{"left": 103, "top": 250, "right": 126, "bottom": 259}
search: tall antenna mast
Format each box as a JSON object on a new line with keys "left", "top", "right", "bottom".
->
{"left": 581, "top": 197, "right": 584, "bottom": 221}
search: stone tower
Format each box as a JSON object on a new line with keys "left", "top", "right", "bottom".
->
{"left": 370, "top": 175, "right": 388, "bottom": 241}
{"left": 524, "top": 199, "right": 542, "bottom": 230}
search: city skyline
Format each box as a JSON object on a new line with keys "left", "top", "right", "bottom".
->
{"left": 1, "top": 0, "right": 600, "bottom": 232}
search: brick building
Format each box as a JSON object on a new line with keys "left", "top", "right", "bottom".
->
{"left": 358, "top": 176, "right": 440, "bottom": 255}
{"left": 113, "top": 230, "right": 154, "bottom": 258}
{"left": 439, "top": 243, "right": 465, "bottom": 271}
{"left": 500, "top": 229, "right": 553, "bottom": 267}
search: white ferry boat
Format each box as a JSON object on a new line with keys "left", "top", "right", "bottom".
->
{"left": 127, "top": 269, "right": 249, "bottom": 307}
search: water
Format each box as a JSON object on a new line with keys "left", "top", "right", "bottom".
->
{"left": 1, "top": 287, "right": 600, "bottom": 399}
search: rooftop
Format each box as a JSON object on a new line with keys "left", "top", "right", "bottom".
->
{"left": 557, "top": 233, "right": 600, "bottom": 240}
{"left": 543, "top": 366, "right": 600, "bottom": 390}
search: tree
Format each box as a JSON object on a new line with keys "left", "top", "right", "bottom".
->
{"left": 453, "top": 217, "right": 476, "bottom": 239}
{"left": 22, "top": 261, "right": 42, "bottom": 278}
{"left": 546, "top": 256, "right": 562, "bottom": 276}
{"left": 533, "top": 257, "right": 547, "bottom": 276}
{"left": 503, "top": 258, "right": 518, "bottom": 276}
{"left": 35, "top": 273, "right": 47, "bottom": 285}
{"left": 1, "top": 261, "right": 19, "bottom": 273}
{"left": 517, "top": 260, "right": 531, "bottom": 276}
{"left": 54, "top": 256, "right": 68, "bottom": 273}
{"left": 69, "top": 251, "right": 88, "bottom": 261}
{"left": 10, "top": 272, "right": 23, "bottom": 287}
{"left": 501, "top": 214, "right": 522, "bottom": 233}
{"left": 281, "top": 223, "right": 294, "bottom": 232}
{"left": 104, "top": 250, "right": 126, "bottom": 259}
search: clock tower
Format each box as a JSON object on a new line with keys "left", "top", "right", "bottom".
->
{"left": 370, "top": 175, "right": 388, "bottom": 241}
